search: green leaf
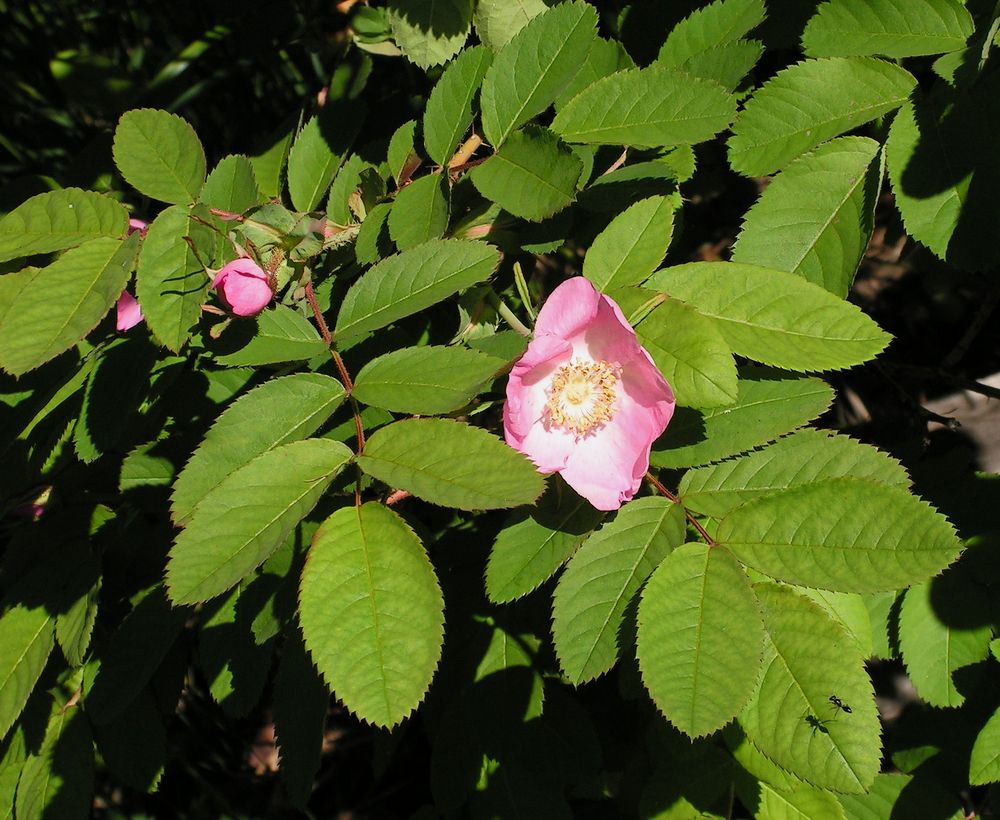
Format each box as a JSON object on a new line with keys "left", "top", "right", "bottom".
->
{"left": 657, "top": 0, "right": 766, "bottom": 68}
{"left": 717, "top": 478, "right": 964, "bottom": 593}
{"left": 739, "top": 774, "right": 848, "bottom": 820}
{"left": 470, "top": 126, "right": 581, "bottom": 221}
{"left": 796, "top": 588, "right": 874, "bottom": 659}
{"left": 387, "top": 121, "right": 419, "bottom": 186}
{"left": 480, "top": 1, "right": 599, "bottom": 147}
{"left": 727, "top": 57, "right": 916, "bottom": 176}
{"left": 731, "top": 137, "right": 883, "bottom": 297}
{"left": 885, "top": 76, "right": 1000, "bottom": 272}
{"left": 353, "top": 345, "right": 502, "bottom": 414}
{"left": 674, "top": 39, "right": 764, "bottom": 91}
{"left": 486, "top": 481, "right": 604, "bottom": 603}
{"left": 424, "top": 45, "right": 493, "bottom": 166}
{"left": 584, "top": 196, "right": 675, "bottom": 293}
{"left": 299, "top": 503, "right": 445, "bottom": 728}
{"left": 166, "top": 439, "right": 353, "bottom": 605}
{"left": 273, "top": 629, "right": 329, "bottom": 807}
{"left": 16, "top": 704, "right": 93, "bottom": 820}
{"left": 214, "top": 304, "right": 329, "bottom": 367}
{"left": 647, "top": 262, "right": 892, "bottom": 372}
{"left": 387, "top": 0, "right": 473, "bottom": 69}
{"left": 638, "top": 543, "right": 764, "bottom": 737}
{"left": 553, "top": 498, "right": 685, "bottom": 684}
{"left": 136, "top": 205, "right": 214, "bottom": 353}
{"left": 651, "top": 369, "right": 834, "bottom": 469}
{"left": 199, "top": 155, "right": 264, "bottom": 214}
{"left": 86, "top": 586, "right": 187, "bottom": 724}
{"left": 635, "top": 297, "right": 738, "bottom": 409}
{"left": 898, "top": 570, "right": 991, "bottom": 708}
{"left": 474, "top": 0, "right": 549, "bottom": 51}
{"left": 171, "top": 373, "right": 346, "bottom": 525}
{"left": 355, "top": 201, "right": 395, "bottom": 265}
{"left": 0, "top": 603, "right": 53, "bottom": 741}
{"left": 802, "top": 0, "right": 973, "bottom": 58}
{"left": 739, "top": 583, "right": 880, "bottom": 793}
{"left": 0, "top": 235, "right": 139, "bottom": 376}
{"left": 680, "top": 429, "right": 910, "bottom": 518}
{"left": 971, "top": 706, "right": 1000, "bottom": 785}
{"left": 359, "top": 418, "right": 545, "bottom": 510}
{"left": 0, "top": 188, "right": 129, "bottom": 263}
{"left": 388, "top": 173, "right": 450, "bottom": 250}
{"left": 250, "top": 119, "right": 295, "bottom": 200}
{"left": 113, "top": 108, "right": 206, "bottom": 204}
{"left": 553, "top": 37, "right": 635, "bottom": 110}
{"left": 837, "top": 772, "right": 965, "bottom": 819}
{"left": 335, "top": 238, "right": 500, "bottom": 341}
{"left": 550, "top": 66, "right": 737, "bottom": 148}
{"left": 287, "top": 104, "right": 364, "bottom": 212}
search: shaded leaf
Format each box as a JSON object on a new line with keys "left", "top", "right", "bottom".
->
{"left": 299, "top": 503, "right": 444, "bottom": 728}
{"left": 474, "top": 0, "right": 550, "bottom": 51}
{"left": 971, "top": 706, "right": 1000, "bottom": 785}
{"left": 657, "top": 0, "right": 766, "bottom": 67}
{"left": 199, "top": 154, "right": 264, "bottom": 214}
{"left": 16, "top": 704, "right": 93, "bottom": 820}
{"left": 214, "top": 304, "right": 329, "bottom": 367}
{"left": 287, "top": 104, "right": 364, "bottom": 212}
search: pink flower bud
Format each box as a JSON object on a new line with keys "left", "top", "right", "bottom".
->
{"left": 212, "top": 259, "right": 274, "bottom": 317}
{"left": 116, "top": 291, "right": 144, "bottom": 331}
{"left": 127, "top": 218, "right": 148, "bottom": 236}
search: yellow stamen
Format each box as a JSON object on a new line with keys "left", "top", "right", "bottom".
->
{"left": 545, "top": 359, "right": 620, "bottom": 436}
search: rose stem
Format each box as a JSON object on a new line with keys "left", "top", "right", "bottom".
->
{"left": 645, "top": 471, "right": 717, "bottom": 546}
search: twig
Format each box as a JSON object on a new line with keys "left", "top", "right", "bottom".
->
{"left": 304, "top": 280, "right": 332, "bottom": 345}
{"left": 645, "top": 472, "right": 716, "bottom": 546}
{"left": 448, "top": 134, "right": 484, "bottom": 169}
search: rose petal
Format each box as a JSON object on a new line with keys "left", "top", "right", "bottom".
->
{"left": 533, "top": 277, "right": 602, "bottom": 339}
{"left": 503, "top": 334, "right": 571, "bottom": 445}
{"left": 116, "top": 291, "right": 144, "bottom": 331}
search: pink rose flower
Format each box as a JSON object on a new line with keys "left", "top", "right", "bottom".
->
{"left": 504, "top": 277, "right": 675, "bottom": 511}
{"left": 212, "top": 258, "right": 274, "bottom": 317}
{"left": 116, "top": 290, "right": 144, "bottom": 331}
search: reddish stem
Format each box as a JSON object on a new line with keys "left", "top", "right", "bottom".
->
{"left": 304, "top": 280, "right": 332, "bottom": 346}
{"left": 645, "top": 472, "right": 716, "bottom": 546}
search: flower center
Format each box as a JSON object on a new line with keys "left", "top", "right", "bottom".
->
{"left": 545, "top": 359, "right": 620, "bottom": 436}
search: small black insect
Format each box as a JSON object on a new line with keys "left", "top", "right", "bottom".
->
{"left": 829, "top": 695, "right": 852, "bottom": 714}
{"left": 805, "top": 714, "right": 830, "bottom": 734}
